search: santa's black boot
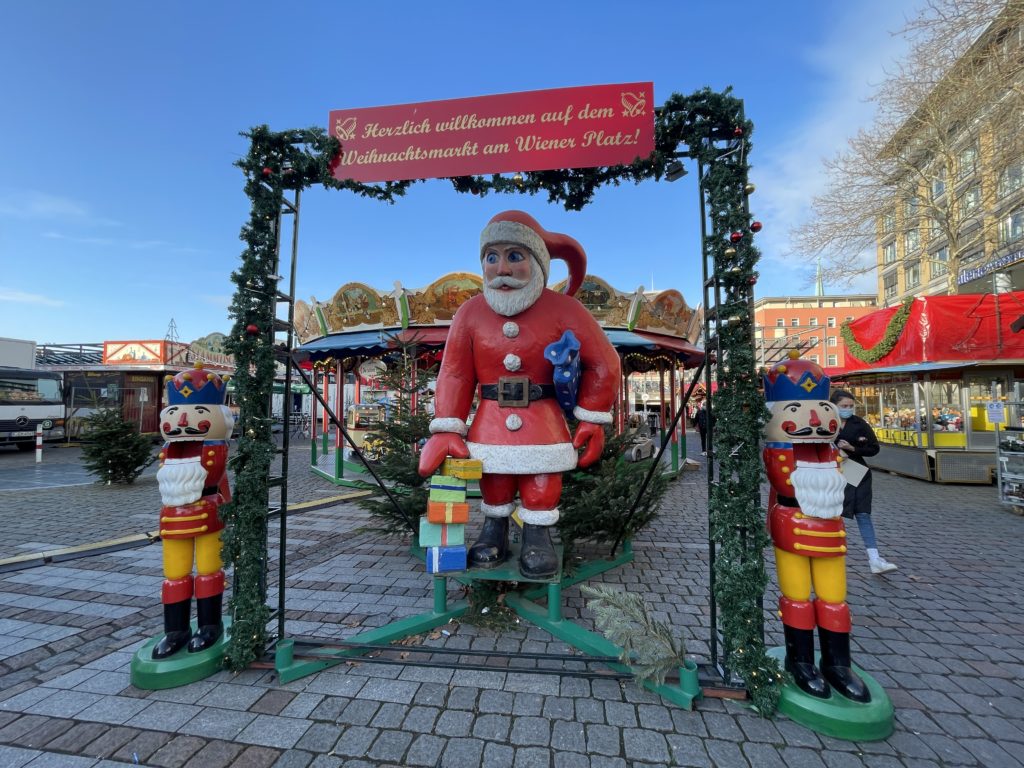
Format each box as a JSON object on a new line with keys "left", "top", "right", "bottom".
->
{"left": 783, "top": 624, "right": 831, "bottom": 698}
{"left": 469, "top": 516, "right": 509, "bottom": 568}
{"left": 818, "top": 627, "right": 871, "bottom": 703}
{"left": 519, "top": 523, "right": 558, "bottom": 580}
{"left": 188, "top": 593, "right": 224, "bottom": 653}
{"left": 152, "top": 600, "right": 191, "bottom": 660}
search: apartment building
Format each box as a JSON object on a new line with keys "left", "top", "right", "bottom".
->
{"left": 753, "top": 295, "right": 878, "bottom": 370}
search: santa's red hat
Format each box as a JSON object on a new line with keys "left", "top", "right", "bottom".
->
{"left": 480, "top": 210, "right": 587, "bottom": 297}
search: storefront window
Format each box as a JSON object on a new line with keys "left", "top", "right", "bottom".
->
{"left": 924, "top": 379, "right": 964, "bottom": 441}
{"left": 966, "top": 373, "right": 1009, "bottom": 449}
{"left": 878, "top": 377, "right": 922, "bottom": 447}
{"left": 998, "top": 160, "right": 1023, "bottom": 199}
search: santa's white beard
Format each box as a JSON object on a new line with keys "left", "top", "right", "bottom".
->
{"left": 158, "top": 457, "right": 208, "bottom": 507}
{"left": 482, "top": 265, "right": 545, "bottom": 317}
{"left": 790, "top": 461, "right": 845, "bottom": 519}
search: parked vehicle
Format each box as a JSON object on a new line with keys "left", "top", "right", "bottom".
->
{"left": 0, "top": 366, "right": 65, "bottom": 450}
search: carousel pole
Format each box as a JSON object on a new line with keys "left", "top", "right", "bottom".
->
{"left": 310, "top": 366, "right": 319, "bottom": 465}
{"left": 321, "top": 362, "right": 330, "bottom": 455}
{"left": 669, "top": 361, "right": 679, "bottom": 472}
{"left": 658, "top": 361, "right": 667, "bottom": 446}
{"left": 334, "top": 359, "right": 343, "bottom": 481}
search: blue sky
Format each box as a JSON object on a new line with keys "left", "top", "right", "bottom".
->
{"left": 0, "top": 0, "right": 917, "bottom": 346}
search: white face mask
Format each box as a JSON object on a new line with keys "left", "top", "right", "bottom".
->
{"left": 837, "top": 407, "right": 855, "bottom": 419}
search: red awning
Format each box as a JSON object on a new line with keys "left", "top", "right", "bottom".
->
{"left": 393, "top": 327, "right": 450, "bottom": 347}
{"left": 632, "top": 330, "right": 705, "bottom": 366}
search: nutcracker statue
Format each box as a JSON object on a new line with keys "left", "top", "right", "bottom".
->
{"left": 152, "top": 363, "right": 233, "bottom": 659}
{"left": 762, "top": 351, "right": 869, "bottom": 702}
{"left": 418, "top": 211, "right": 620, "bottom": 579}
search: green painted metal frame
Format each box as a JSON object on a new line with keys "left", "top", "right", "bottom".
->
{"left": 272, "top": 538, "right": 702, "bottom": 709}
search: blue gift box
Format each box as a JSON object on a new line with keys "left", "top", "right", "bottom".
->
{"left": 425, "top": 545, "right": 467, "bottom": 573}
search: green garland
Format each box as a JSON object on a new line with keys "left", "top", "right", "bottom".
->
{"left": 841, "top": 298, "right": 914, "bottom": 363}
{"left": 225, "top": 90, "right": 782, "bottom": 712}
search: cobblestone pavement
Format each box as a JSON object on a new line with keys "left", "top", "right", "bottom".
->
{"left": 0, "top": 433, "right": 1022, "bottom": 766}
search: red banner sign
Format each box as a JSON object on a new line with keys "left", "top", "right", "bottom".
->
{"left": 329, "top": 83, "right": 655, "bottom": 183}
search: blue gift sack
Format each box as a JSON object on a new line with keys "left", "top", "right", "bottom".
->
{"left": 544, "top": 330, "right": 580, "bottom": 418}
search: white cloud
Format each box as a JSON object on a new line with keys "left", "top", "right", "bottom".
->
{"left": 42, "top": 231, "right": 203, "bottom": 253}
{"left": 0, "top": 287, "right": 65, "bottom": 307}
{"left": 754, "top": 0, "right": 917, "bottom": 288}
{"left": 0, "top": 191, "right": 121, "bottom": 226}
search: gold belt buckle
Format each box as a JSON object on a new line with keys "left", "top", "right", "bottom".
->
{"left": 497, "top": 376, "right": 530, "bottom": 407}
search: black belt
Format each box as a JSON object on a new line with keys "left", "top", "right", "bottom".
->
{"left": 480, "top": 377, "right": 556, "bottom": 407}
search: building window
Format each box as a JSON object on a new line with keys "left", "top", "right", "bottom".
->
{"left": 791, "top": 318, "right": 799, "bottom": 327}
{"left": 828, "top": 336, "right": 838, "bottom": 347}
{"left": 904, "top": 229, "right": 920, "bottom": 254}
{"left": 809, "top": 317, "right": 818, "bottom": 327}
{"left": 809, "top": 336, "right": 819, "bottom": 347}
{"left": 960, "top": 184, "right": 981, "bottom": 216}
{"left": 882, "top": 212, "right": 896, "bottom": 234}
{"left": 827, "top": 354, "right": 838, "bottom": 367}
{"left": 998, "top": 160, "right": 1023, "bottom": 199}
{"left": 775, "top": 318, "right": 784, "bottom": 327}
{"left": 999, "top": 209, "right": 1024, "bottom": 245}
{"left": 827, "top": 317, "right": 836, "bottom": 328}
{"left": 929, "top": 216, "right": 943, "bottom": 238}
{"left": 904, "top": 196, "right": 921, "bottom": 220}
{"left": 884, "top": 272, "right": 899, "bottom": 300}
{"left": 957, "top": 143, "right": 978, "bottom": 180}
{"left": 931, "top": 167, "right": 946, "bottom": 200}
{"left": 773, "top": 328, "right": 785, "bottom": 338}
{"left": 845, "top": 315, "right": 854, "bottom": 321}
{"left": 931, "top": 246, "right": 949, "bottom": 278}
{"left": 809, "top": 355, "right": 820, "bottom": 363}
{"left": 905, "top": 260, "right": 921, "bottom": 289}
{"left": 882, "top": 241, "right": 897, "bottom": 264}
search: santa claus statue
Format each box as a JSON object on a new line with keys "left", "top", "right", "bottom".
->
{"left": 153, "top": 363, "right": 233, "bottom": 659}
{"left": 763, "top": 351, "right": 869, "bottom": 702}
{"left": 418, "top": 211, "right": 620, "bottom": 579}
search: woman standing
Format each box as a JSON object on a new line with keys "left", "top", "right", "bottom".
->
{"left": 831, "top": 389, "right": 898, "bottom": 575}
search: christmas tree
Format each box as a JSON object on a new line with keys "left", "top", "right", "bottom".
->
{"left": 80, "top": 408, "right": 156, "bottom": 485}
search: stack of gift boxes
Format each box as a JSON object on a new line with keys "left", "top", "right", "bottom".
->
{"left": 422, "top": 457, "right": 483, "bottom": 573}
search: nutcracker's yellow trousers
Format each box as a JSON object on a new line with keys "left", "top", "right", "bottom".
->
{"left": 774, "top": 548, "right": 846, "bottom": 604}
{"left": 161, "top": 531, "right": 224, "bottom": 604}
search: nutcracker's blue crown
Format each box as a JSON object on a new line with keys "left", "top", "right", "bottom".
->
{"left": 164, "top": 363, "right": 229, "bottom": 406}
{"left": 762, "top": 351, "right": 830, "bottom": 402}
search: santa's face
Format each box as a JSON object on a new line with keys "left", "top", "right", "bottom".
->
{"left": 160, "top": 403, "right": 232, "bottom": 442}
{"left": 765, "top": 399, "right": 839, "bottom": 443}
{"left": 481, "top": 243, "right": 544, "bottom": 316}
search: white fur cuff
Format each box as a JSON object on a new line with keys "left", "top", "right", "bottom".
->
{"left": 429, "top": 417, "right": 468, "bottom": 436}
{"left": 573, "top": 406, "right": 613, "bottom": 425}
{"left": 480, "top": 501, "right": 515, "bottom": 518}
{"left": 519, "top": 507, "right": 559, "bottom": 526}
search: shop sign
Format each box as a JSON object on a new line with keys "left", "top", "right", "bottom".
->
{"left": 957, "top": 247, "right": 1024, "bottom": 286}
{"left": 329, "top": 83, "right": 655, "bottom": 182}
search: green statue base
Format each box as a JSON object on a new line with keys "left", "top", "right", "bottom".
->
{"left": 130, "top": 617, "right": 231, "bottom": 690}
{"left": 767, "top": 646, "right": 894, "bottom": 741}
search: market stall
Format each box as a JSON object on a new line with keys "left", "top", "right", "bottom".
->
{"left": 836, "top": 292, "right": 1024, "bottom": 482}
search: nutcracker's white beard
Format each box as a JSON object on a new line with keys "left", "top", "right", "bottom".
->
{"left": 158, "top": 457, "right": 208, "bottom": 507}
{"left": 790, "top": 461, "right": 845, "bottom": 519}
{"left": 483, "top": 265, "right": 545, "bottom": 317}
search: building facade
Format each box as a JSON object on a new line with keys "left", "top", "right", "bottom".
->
{"left": 875, "top": 6, "right": 1024, "bottom": 305}
{"left": 753, "top": 295, "right": 878, "bottom": 371}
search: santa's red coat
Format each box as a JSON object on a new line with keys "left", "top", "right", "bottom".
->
{"left": 434, "top": 289, "right": 620, "bottom": 475}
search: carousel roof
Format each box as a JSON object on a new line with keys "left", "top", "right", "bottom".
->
{"left": 293, "top": 272, "right": 704, "bottom": 367}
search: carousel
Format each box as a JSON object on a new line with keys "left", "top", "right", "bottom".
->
{"left": 291, "top": 272, "right": 704, "bottom": 486}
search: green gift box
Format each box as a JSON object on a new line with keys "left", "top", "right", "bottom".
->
{"left": 418, "top": 516, "right": 465, "bottom": 547}
{"left": 429, "top": 474, "right": 467, "bottom": 503}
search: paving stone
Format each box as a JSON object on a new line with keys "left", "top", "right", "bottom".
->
{"left": 574, "top": 697, "right": 606, "bottom": 724}
{"left": 478, "top": 689, "right": 515, "bottom": 714}
{"left": 294, "top": 722, "right": 341, "bottom": 752}
{"left": 0, "top": 744, "right": 39, "bottom": 768}
{"left": 551, "top": 719, "right": 586, "bottom": 753}
{"left": 512, "top": 692, "right": 545, "bottom": 716}
{"left": 743, "top": 742, "right": 787, "bottom": 768}
{"left": 280, "top": 693, "right": 324, "bottom": 720}
{"left": 446, "top": 686, "right": 479, "bottom": 710}
{"left": 440, "top": 737, "right": 484, "bottom": 768}
{"left": 234, "top": 745, "right": 283, "bottom": 768}
{"left": 178, "top": 708, "right": 256, "bottom": 740}
{"left": 777, "top": 745, "right": 829, "bottom": 768}
{"left": 336, "top": 698, "right": 379, "bottom": 726}
{"left": 369, "top": 702, "right": 407, "bottom": 728}
{"left": 251, "top": 689, "right": 297, "bottom": 715}
{"left": 147, "top": 734, "right": 208, "bottom": 767}
{"left": 435, "top": 708, "right": 474, "bottom": 737}
{"left": 623, "top": 728, "right": 671, "bottom": 763}
{"left": 542, "top": 696, "right": 574, "bottom": 721}
{"left": 402, "top": 705, "right": 440, "bottom": 733}
{"left": 515, "top": 746, "right": 553, "bottom": 768}
{"left": 14, "top": 752, "right": 97, "bottom": 767}
{"left": 332, "top": 725, "right": 378, "bottom": 757}
{"left": 405, "top": 734, "right": 446, "bottom": 767}
{"left": 352, "top": 677, "right": 418, "bottom": 705}
{"left": 586, "top": 723, "right": 621, "bottom": 756}
{"left": 485, "top": 742, "right": 516, "bottom": 766}
{"left": 182, "top": 740, "right": 247, "bottom": 768}
{"left": 127, "top": 701, "right": 203, "bottom": 731}
{"left": 554, "top": 751, "right": 590, "bottom": 768}
{"left": 83, "top": 724, "right": 140, "bottom": 758}
{"left": 112, "top": 729, "right": 174, "bottom": 763}
{"left": 78, "top": 695, "right": 151, "bottom": 725}
{"left": 665, "top": 734, "right": 712, "bottom": 767}
{"left": 604, "top": 701, "right": 638, "bottom": 727}
{"left": 511, "top": 715, "right": 552, "bottom": 746}
{"left": 236, "top": 714, "right": 312, "bottom": 749}
{"left": 43, "top": 721, "right": 109, "bottom": 753}
{"left": 366, "top": 729, "right": 413, "bottom": 762}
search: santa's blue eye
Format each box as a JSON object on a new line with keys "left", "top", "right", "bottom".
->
{"left": 507, "top": 250, "right": 525, "bottom": 262}
{"left": 484, "top": 252, "right": 499, "bottom": 264}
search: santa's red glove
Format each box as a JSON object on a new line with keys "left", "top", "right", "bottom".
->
{"left": 573, "top": 421, "right": 606, "bottom": 468}
{"left": 418, "top": 432, "right": 470, "bottom": 477}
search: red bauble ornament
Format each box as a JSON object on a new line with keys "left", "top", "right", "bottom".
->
{"left": 733, "top": 127, "right": 744, "bottom": 137}
{"left": 748, "top": 275, "right": 758, "bottom": 286}
{"left": 730, "top": 231, "right": 743, "bottom": 243}
{"left": 750, "top": 221, "right": 763, "bottom": 233}
{"left": 245, "top": 323, "right": 260, "bottom": 336}
{"left": 261, "top": 167, "right": 272, "bottom": 177}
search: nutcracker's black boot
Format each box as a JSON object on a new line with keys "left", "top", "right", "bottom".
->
{"left": 819, "top": 627, "right": 871, "bottom": 703}
{"left": 519, "top": 523, "right": 558, "bottom": 580}
{"left": 783, "top": 624, "right": 830, "bottom": 699}
{"left": 152, "top": 600, "right": 191, "bottom": 660}
{"left": 188, "top": 593, "right": 223, "bottom": 653}
{"left": 468, "top": 516, "right": 509, "bottom": 568}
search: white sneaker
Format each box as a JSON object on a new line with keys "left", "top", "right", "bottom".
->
{"left": 869, "top": 557, "right": 898, "bottom": 575}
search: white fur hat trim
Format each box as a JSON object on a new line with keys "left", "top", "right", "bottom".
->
{"left": 503, "top": 354, "right": 522, "bottom": 372}
{"left": 429, "top": 417, "right": 468, "bottom": 436}
{"left": 481, "top": 220, "right": 551, "bottom": 282}
{"left": 519, "top": 507, "right": 559, "bottom": 526}
{"left": 467, "top": 441, "right": 577, "bottom": 474}
{"left": 573, "top": 406, "right": 613, "bottom": 425}
{"left": 480, "top": 500, "right": 515, "bottom": 518}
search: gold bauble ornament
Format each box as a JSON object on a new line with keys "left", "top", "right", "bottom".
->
{"left": 744, "top": 183, "right": 756, "bottom": 195}
{"left": 724, "top": 247, "right": 737, "bottom": 258}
